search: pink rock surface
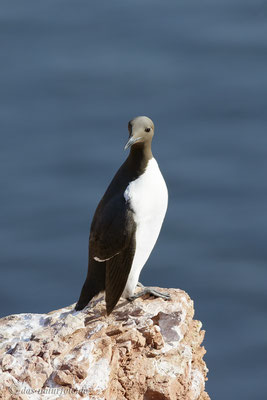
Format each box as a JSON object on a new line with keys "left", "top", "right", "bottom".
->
{"left": 0, "top": 288, "right": 209, "bottom": 400}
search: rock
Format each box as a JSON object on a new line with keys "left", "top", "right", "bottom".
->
{"left": 0, "top": 288, "right": 209, "bottom": 400}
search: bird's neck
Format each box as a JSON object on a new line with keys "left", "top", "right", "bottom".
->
{"left": 127, "top": 141, "right": 153, "bottom": 175}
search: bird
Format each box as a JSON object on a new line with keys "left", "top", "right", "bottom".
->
{"left": 75, "top": 116, "right": 169, "bottom": 315}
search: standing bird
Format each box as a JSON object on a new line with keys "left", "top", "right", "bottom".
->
{"left": 75, "top": 116, "right": 169, "bottom": 315}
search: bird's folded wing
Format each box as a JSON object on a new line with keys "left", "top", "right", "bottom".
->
{"left": 89, "top": 194, "right": 136, "bottom": 314}
{"left": 90, "top": 193, "right": 135, "bottom": 261}
{"left": 105, "top": 241, "right": 135, "bottom": 314}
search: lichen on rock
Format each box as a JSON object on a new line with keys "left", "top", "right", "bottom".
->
{"left": 0, "top": 288, "right": 209, "bottom": 400}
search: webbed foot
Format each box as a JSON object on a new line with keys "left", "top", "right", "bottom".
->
{"left": 137, "top": 282, "right": 144, "bottom": 288}
{"left": 128, "top": 287, "right": 171, "bottom": 302}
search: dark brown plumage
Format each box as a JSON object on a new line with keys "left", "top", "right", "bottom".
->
{"left": 75, "top": 144, "right": 151, "bottom": 314}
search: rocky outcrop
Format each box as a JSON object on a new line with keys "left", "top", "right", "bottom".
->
{"left": 0, "top": 288, "right": 209, "bottom": 400}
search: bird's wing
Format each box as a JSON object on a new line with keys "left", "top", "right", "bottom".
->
{"left": 105, "top": 241, "right": 135, "bottom": 314}
{"left": 90, "top": 193, "right": 135, "bottom": 262}
{"left": 89, "top": 193, "right": 136, "bottom": 314}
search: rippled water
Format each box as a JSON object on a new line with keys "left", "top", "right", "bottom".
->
{"left": 1, "top": 1, "right": 267, "bottom": 399}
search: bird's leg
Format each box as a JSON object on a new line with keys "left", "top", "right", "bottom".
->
{"left": 128, "top": 287, "right": 171, "bottom": 301}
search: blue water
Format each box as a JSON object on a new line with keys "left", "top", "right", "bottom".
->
{"left": 1, "top": 1, "right": 267, "bottom": 399}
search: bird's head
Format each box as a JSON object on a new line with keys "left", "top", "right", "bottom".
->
{"left": 124, "top": 116, "right": 154, "bottom": 150}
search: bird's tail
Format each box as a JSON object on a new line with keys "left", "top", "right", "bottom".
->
{"left": 75, "top": 257, "right": 106, "bottom": 311}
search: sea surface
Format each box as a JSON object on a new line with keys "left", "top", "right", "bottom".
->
{"left": 1, "top": 1, "right": 267, "bottom": 399}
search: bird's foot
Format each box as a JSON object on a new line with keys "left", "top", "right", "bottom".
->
{"left": 128, "top": 287, "right": 171, "bottom": 301}
{"left": 137, "top": 282, "right": 144, "bottom": 288}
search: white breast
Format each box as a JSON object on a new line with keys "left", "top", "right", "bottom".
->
{"left": 122, "top": 157, "right": 168, "bottom": 298}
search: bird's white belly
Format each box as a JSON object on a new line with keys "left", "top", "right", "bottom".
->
{"left": 122, "top": 157, "right": 168, "bottom": 298}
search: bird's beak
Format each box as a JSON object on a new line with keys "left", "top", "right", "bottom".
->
{"left": 124, "top": 136, "right": 142, "bottom": 150}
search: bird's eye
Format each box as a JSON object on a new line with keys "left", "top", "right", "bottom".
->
{"left": 145, "top": 128, "right": 151, "bottom": 132}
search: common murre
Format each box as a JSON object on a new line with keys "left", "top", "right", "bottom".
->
{"left": 75, "top": 116, "right": 169, "bottom": 314}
